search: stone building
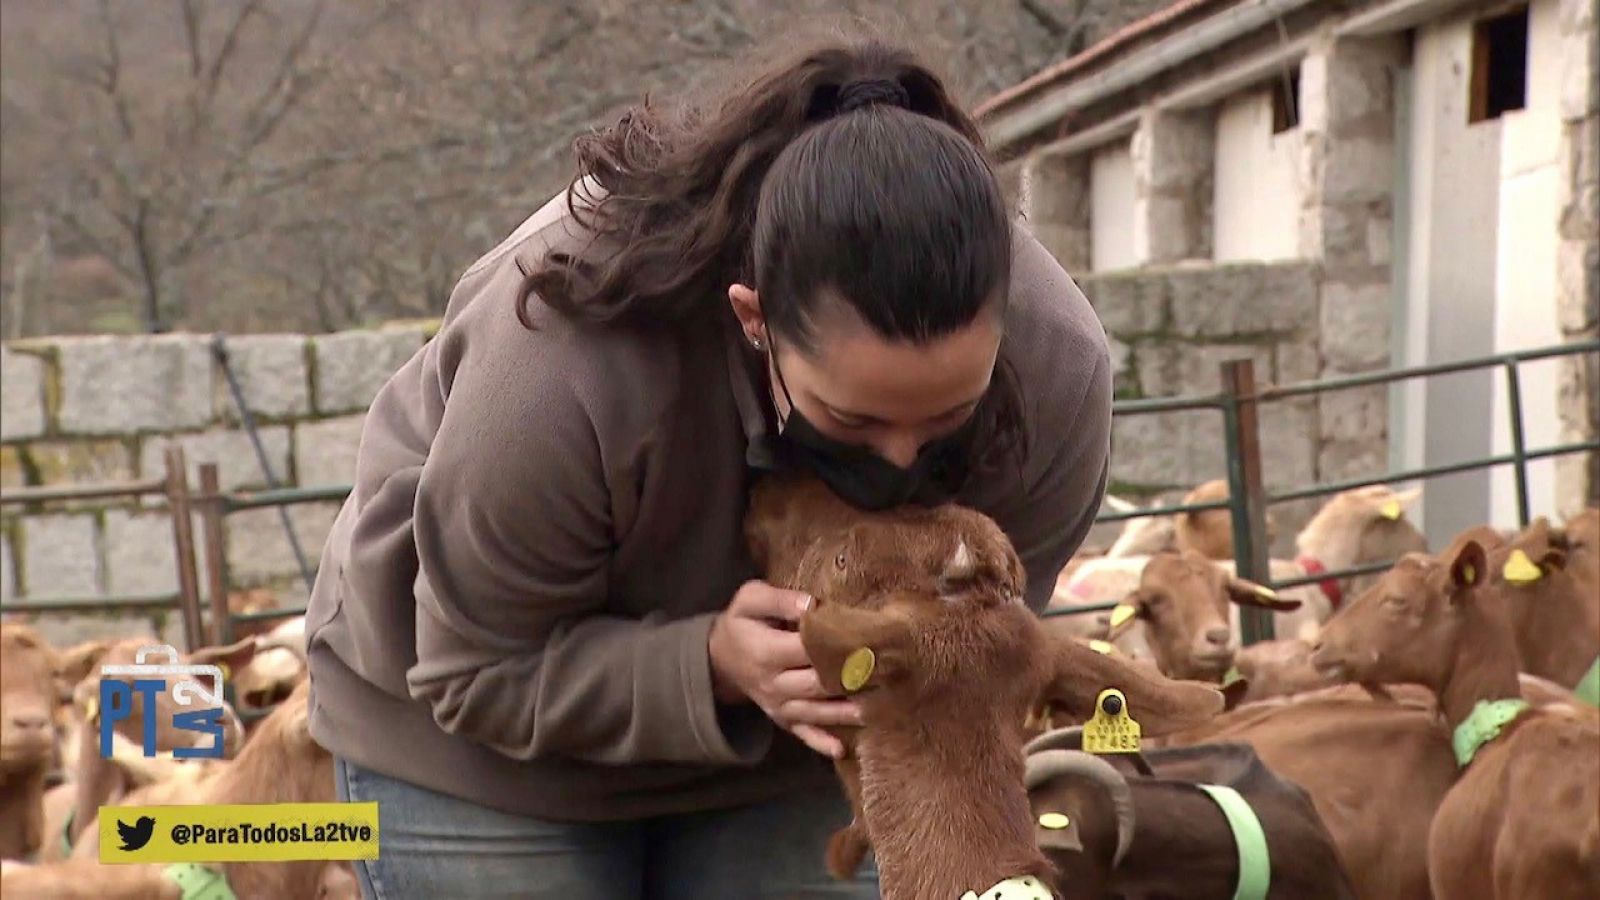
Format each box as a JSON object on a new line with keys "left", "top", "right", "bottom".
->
{"left": 979, "top": 0, "right": 1599, "bottom": 544}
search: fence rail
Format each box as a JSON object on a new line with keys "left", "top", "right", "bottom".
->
{"left": 3, "top": 340, "right": 1598, "bottom": 652}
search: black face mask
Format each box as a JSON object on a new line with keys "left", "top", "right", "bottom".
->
{"left": 760, "top": 331, "right": 978, "bottom": 511}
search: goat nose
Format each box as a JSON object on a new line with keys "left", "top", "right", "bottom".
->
{"left": 1204, "top": 626, "right": 1231, "bottom": 647}
{"left": 8, "top": 709, "right": 51, "bottom": 733}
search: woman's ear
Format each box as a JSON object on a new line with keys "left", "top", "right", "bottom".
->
{"left": 728, "top": 284, "right": 764, "bottom": 343}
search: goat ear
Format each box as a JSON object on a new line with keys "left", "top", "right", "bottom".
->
{"left": 57, "top": 639, "right": 114, "bottom": 688}
{"left": 1447, "top": 539, "right": 1487, "bottom": 598}
{"left": 1104, "top": 593, "right": 1144, "bottom": 642}
{"left": 800, "top": 605, "right": 913, "bottom": 695}
{"left": 1225, "top": 578, "right": 1301, "bottom": 612}
{"left": 1039, "top": 634, "right": 1224, "bottom": 736}
{"left": 1538, "top": 547, "right": 1568, "bottom": 573}
{"left": 187, "top": 636, "right": 258, "bottom": 678}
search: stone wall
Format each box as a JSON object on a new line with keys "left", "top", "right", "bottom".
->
{"left": 0, "top": 321, "right": 438, "bottom": 645}
{"left": 1555, "top": 0, "right": 1600, "bottom": 512}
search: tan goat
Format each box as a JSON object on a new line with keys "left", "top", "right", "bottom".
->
{"left": 1102, "top": 550, "right": 1301, "bottom": 682}
{"left": 1, "top": 623, "right": 63, "bottom": 861}
{"left": 1481, "top": 517, "right": 1600, "bottom": 687}
{"left": 0, "top": 680, "right": 354, "bottom": 900}
{"left": 1311, "top": 541, "right": 1600, "bottom": 899}
{"left": 745, "top": 476, "right": 1225, "bottom": 899}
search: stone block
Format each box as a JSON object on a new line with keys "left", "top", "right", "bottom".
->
{"left": 1081, "top": 273, "right": 1168, "bottom": 335}
{"left": 1275, "top": 340, "right": 1322, "bottom": 385}
{"left": 56, "top": 335, "right": 214, "bottom": 435}
{"left": 1258, "top": 398, "right": 1318, "bottom": 489}
{"left": 1319, "top": 383, "right": 1387, "bottom": 441}
{"left": 1170, "top": 264, "right": 1318, "bottom": 338}
{"left": 1110, "top": 410, "right": 1227, "bottom": 490}
{"left": 1, "top": 446, "right": 24, "bottom": 489}
{"left": 312, "top": 328, "right": 426, "bottom": 415}
{"left": 142, "top": 426, "right": 292, "bottom": 492}
{"left": 295, "top": 415, "right": 367, "bottom": 487}
{"left": 1319, "top": 279, "right": 1392, "bottom": 371}
{"left": 1, "top": 347, "right": 47, "bottom": 442}
{"left": 1138, "top": 342, "right": 1273, "bottom": 398}
{"left": 1323, "top": 138, "right": 1394, "bottom": 203}
{"left": 21, "top": 513, "right": 101, "bottom": 599}
{"left": 1557, "top": 240, "right": 1599, "bottom": 332}
{"left": 1, "top": 536, "right": 13, "bottom": 603}
{"left": 225, "top": 503, "right": 340, "bottom": 586}
{"left": 215, "top": 334, "right": 310, "bottom": 421}
{"left": 19, "top": 612, "right": 158, "bottom": 648}
{"left": 1557, "top": 2, "right": 1598, "bottom": 120}
{"left": 104, "top": 509, "right": 179, "bottom": 596}
{"left": 27, "top": 439, "right": 135, "bottom": 485}
{"left": 1319, "top": 438, "right": 1387, "bottom": 482}
{"left": 1108, "top": 340, "right": 1135, "bottom": 397}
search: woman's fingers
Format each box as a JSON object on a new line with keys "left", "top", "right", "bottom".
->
{"left": 790, "top": 723, "right": 845, "bottom": 760}
{"left": 769, "top": 666, "right": 830, "bottom": 700}
{"left": 731, "top": 580, "right": 813, "bottom": 624}
{"left": 759, "top": 630, "right": 813, "bottom": 672}
{"left": 779, "top": 697, "right": 863, "bottom": 729}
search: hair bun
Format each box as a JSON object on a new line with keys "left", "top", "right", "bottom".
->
{"left": 835, "top": 78, "right": 911, "bottom": 114}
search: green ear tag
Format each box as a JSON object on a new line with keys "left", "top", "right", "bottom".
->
{"left": 841, "top": 647, "right": 875, "bottom": 693}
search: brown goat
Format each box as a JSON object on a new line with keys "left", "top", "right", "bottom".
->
{"left": 1023, "top": 734, "right": 1354, "bottom": 898}
{"left": 1480, "top": 518, "right": 1600, "bottom": 686}
{"left": 1564, "top": 506, "right": 1600, "bottom": 586}
{"left": 1106, "top": 550, "right": 1300, "bottom": 682}
{"left": 1173, "top": 479, "right": 1237, "bottom": 560}
{"left": 1155, "top": 684, "right": 1458, "bottom": 900}
{"left": 2, "top": 623, "right": 62, "bottom": 861}
{"left": 1, "top": 680, "right": 350, "bottom": 900}
{"left": 745, "top": 476, "right": 1225, "bottom": 899}
{"left": 1311, "top": 542, "right": 1600, "bottom": 899}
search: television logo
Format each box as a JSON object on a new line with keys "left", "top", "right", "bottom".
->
{"left": 99, "top": 644, "right": 227, "bottom": 759}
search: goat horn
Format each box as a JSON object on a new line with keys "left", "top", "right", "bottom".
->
{"left": 253, "top": 635, "right": 308, "bottom": 663}
{"left": 1103, "top": 495, "right": 1139, "bottom": 514}
{"left": 1024, "top": 749, "right": 1136, "bottom": 868}
{"left": 1023, "top": 726, "right": 1084, "bottom": 756}
{"left": 944, "top": 539, "right": 974, "bottom": 582}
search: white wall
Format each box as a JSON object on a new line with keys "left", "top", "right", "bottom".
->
{"left": 1399, "top": 0, "right": 1567, "bottom": 541}
{"left": 1213, "top": 87, "right": 1304, "bottom": 262}
{"left": 1401, "top": 11, "right": 1502, "bottom": 544}
{"left": 1090, "top": 140, "right": 1138, "bottom": 271}
{"left": 1488, "top": 0, "right": 1564, "bottom": 526}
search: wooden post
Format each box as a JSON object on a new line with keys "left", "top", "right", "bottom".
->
{"left": 164, "top": 447, "right": 204, "bottom": 652}
{"left": 198, "top": 464, "right": 232, "bottom": 647}
{"left": 1221, "top": 358, "right": 1275, "bottom": 644}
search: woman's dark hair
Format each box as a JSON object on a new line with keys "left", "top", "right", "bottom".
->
{"left": 519, "top": 34, "right": 1027, "bottom": 470}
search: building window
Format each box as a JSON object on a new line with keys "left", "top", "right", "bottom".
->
{"left": 1270, "top": 67, "right": 1301, "bottom": 134}
{"left": 1470, "top": 5, "right": 1529, "bottom": 123}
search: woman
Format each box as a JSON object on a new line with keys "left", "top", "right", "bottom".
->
{"left": 306, "top": 35, "right": 1111, "bottom": 899}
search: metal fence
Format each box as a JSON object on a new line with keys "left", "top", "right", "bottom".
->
{"left": 1038, "top": 339, "right": 1600, "bottom": 645}
{"left": 3, "top": 339, "right": 1597, "bottom": 658}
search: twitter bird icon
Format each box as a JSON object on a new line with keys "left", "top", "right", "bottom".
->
{"left": 117, "top": 816, "right": 156, "bottom": 852}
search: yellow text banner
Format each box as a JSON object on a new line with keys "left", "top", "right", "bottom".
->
{"left": 98, "top": 802, "right": 379, "bottom": 863}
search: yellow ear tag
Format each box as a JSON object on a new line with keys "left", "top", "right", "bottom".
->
{"left": 217, "top": 662, "right": 232, "bottom": 681}
{"left": 84, "top": 695, "right": 99, "bottom": 724}
{"left": 1088, "top": 640, "right": 1117, "bottom": 656}
{"left": 1109, "top": 604, "right": 1137, "bottom": 628}
{"left": 1253, "top": 584, "right": 1278, "bottom": 600}
{"left": 841, "top": 647, "right": 876, "bottom": 693}
{"left": 1502, "top": 550, "right": 1542, "bottom": 585}
{"left": 1038, "top": 812, "right": 1071, "bottom": 830}
{"left": 1082, "top": 688, "right": 1141, "bottom": 754}
{"left": 1378, "top": 500, "right": 1403, "bottom": 521}
{"left": 1462, "top": 564, "right": 1477, "bottom": 585}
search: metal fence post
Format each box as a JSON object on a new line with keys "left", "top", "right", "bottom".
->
{"left": 198, "top": 464, "right": 232, "bottom": 647}
{"left": 1503, "top": 361, "right": 1531, "bottom": 528}
{"left": 1221, "top": 358, "right": 1274, "bottom": 644}
{"left": 163, "top": 446, "right": 204, "bottom": 653}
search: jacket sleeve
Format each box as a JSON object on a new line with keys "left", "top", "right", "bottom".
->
{"left": 1001, "top": 227, "right": 1115, "bottom": 614}
{"left": 401, "top": 310, "right": 773, "bottom": 768}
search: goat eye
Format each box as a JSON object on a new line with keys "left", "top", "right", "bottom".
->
{"left": 834, "top": 552, "right": 847, "bottom": 571}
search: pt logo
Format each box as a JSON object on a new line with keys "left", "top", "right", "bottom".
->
{"left": 99, "top": 644, "right": 227, "bottom": 759}
{"left": 117, "top": 815, "right": 156, "bottom": 851}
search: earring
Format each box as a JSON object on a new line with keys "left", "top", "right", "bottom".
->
{"left": 750, "top": 336, "right": 764, "bottom": 351}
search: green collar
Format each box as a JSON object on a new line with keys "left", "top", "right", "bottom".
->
{"left": 163, "top": 863, "right": 236, "bottom": 900}
{"left": 960, "top": 874, "right": 1053, "bottom": 899}
{"left": 1575, "top": 656, "right": 1600, "bottom": 709}
{"left": 1195, "top": 783, "right": 1270, "bottom": 900}
{"left": 1452, "top": 698, "right": 1530, "bottom": 767}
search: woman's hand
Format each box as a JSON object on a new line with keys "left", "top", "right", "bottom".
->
{"left": 708, "top": 580, "right": 863, "bottom": 759}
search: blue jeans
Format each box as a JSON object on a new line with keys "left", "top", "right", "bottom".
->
{"left": 333, "top": 756, "right": 880, "bottom": 899}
